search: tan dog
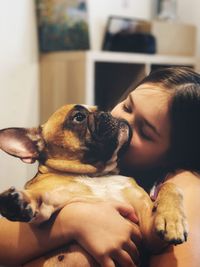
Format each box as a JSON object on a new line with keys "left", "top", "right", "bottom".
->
{"left": 0, "top": 104, "right": 187, "bottom": 266}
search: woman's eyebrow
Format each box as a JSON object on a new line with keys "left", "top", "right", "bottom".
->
{"left": 129, "top": 93, "right": 161, "bottom": 137}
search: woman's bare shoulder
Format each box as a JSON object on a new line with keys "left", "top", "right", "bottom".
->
{"left": 165, "top": 169, "right": 200, "bottom": 193}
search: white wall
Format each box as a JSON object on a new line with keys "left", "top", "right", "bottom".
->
{"left": 177, "top": 0, "right": 200, "bottom": 61}
{"left": 87, "top": 0, "right": 152, "bottom": 50}
{"left": 0, "top": 0, "right": 39, "bottom": 190}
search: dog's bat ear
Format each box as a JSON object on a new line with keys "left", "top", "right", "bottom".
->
{"left": 0, "top": 127, "right": 44, "bottom": 163}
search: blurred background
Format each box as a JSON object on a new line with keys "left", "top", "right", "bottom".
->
{"left": 0, "top": 0, "right": 199, "bottom": 190}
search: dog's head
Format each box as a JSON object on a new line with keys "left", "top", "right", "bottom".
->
{"left": 0, "top": 104, "right": 132, "bottom": 175}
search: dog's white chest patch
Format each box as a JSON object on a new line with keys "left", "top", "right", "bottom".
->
{"left": 75, "top": 175, "right": 132, "bottom": 202}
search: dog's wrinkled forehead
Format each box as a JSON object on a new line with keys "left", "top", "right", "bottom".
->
{"left": 42, "top": 104, "right": 96, "bottom": 143}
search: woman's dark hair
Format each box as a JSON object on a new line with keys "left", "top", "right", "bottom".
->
{"left": 139, "top": 66, "right": 200, "bottom": 172}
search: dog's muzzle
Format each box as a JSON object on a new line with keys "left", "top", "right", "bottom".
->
{"left": 87, "top": 111, "right": 132, "bottom": 156}
{"left": 88, "top": 112, "right": 120, "bottom": 139}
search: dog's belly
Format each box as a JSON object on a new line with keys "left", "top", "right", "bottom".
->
{"left": 74, "top": 175, "right": 143, "bottom": 203}
{"left": 26, "top": 173, "right": 152, "bottom": 226}
{"left": 37, "top": 174, "right": 148, "bottom": 215}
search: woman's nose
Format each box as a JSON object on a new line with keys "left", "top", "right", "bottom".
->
{"left": 126, "top": 115, "right": 135, "bottom": 128}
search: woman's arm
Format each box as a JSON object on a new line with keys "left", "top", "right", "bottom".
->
{"left": 149, "top": 170, "right": 200, "bottom": 267}
{"left": 0, "top": 201, "right": 141, "bottom": 266}
{"left": 0, "top": 213, "right": 71, "bottom": 266}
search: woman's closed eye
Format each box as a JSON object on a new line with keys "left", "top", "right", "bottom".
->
{"left": 137, "top": 121, "right": 154, "bottom": 141}
{"left": 122, "top": 103, "right": 132, "bottom": 113}
{"left": 138, "top": 126, "right": 152, "bottom": 141}
{"left": 122, "top": 101, "right": 153, "bottom": 141}
{"left": 122, "top": 95, "right": 134, "bottom": 114}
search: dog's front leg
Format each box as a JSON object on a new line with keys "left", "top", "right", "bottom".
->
{"left": 0, "top": 187, "right": 37, "bottom": 222}
{"left": 0, "top": 186, "right": 58, "bottom": 224}
{"left": 153, "top": 182, "right": 188, "bottom": 244}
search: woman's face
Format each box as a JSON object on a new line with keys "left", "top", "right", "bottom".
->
{"left": 111, "top": 83, "right": 171, "bottom": 172}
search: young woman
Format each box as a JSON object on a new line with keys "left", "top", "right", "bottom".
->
{"left": 0, "top": 67, "right": 200, "bottom": 267}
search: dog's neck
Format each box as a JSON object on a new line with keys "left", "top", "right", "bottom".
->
{"left": 38, "top": 158, "right": 119, "bottom": 177}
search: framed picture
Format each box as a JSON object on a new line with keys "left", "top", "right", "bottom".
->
{"left": 35, "top": 0, "right": 90, "bottom": 52}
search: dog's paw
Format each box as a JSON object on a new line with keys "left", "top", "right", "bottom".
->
{"left": 0, "top": 187, "right": 34, "bottom": 222}
{"left": 153, "top": 201, "right": 188, "bottom": 245}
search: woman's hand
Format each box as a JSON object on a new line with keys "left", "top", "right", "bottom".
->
{"left": 60, "top": 201, "right": 141, "bottom": 267}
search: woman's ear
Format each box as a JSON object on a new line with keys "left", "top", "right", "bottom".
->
{"left": 0, "top": 127, "right": 45, "bottom": 163}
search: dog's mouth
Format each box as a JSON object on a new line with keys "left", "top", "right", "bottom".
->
{"left": 85, "top": 112, "right": 132, "bottom": 164}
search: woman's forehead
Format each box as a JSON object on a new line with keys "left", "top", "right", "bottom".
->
{"left": 130, "top": 84, "right": 171, "bottom": 136}
{"left": 131, "top": 83, "right": 171, "bottom": 105}
{"left": 135, "top": 82, "right": 170, "bottom": 94}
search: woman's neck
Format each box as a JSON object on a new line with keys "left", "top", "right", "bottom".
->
{"left": 119, "top": 166, "right": 168, "bottom": 192}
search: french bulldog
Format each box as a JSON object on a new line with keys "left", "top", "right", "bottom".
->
{"left": 0, "top": 104, "right": 188, "bottom": 266}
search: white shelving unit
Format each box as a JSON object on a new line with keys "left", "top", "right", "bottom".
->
{"left": 40, "top": 51, "right": 197, "bottom": 123}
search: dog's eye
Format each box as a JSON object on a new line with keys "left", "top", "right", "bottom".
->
{"left": 72, "top": 112, "right": 86, "bottom": 123}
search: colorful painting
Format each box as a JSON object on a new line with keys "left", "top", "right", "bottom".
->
{"left": 36, "top": 0, "right": 90, "bottom": 52}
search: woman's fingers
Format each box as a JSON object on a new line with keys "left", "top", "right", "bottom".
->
{"left": 111, "top": 249, "right": 137, "bottom": 267}
{"left": 100, "top": 241, "right": 140, "bottom": 267}
{"left": 111, "top": 201, "right": 139, "bottom": 224}
{"left": 101, "top": 258, "right": 116, "bottom": 267}
{"left": 122, "top": 240, "right": 141, "bottom": 266}
{"left": 131, "top": 225, "right": 142, "bottom": 246}
{"left": 110, "top": 200, "right": 142, "bottom": 244}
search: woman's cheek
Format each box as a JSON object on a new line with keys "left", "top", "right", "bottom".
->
{"left": 130, "top": 133, "right": 154, "bottom": 159}
{"left": 130, "top": 131, "right": 143, "bottom": 151}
